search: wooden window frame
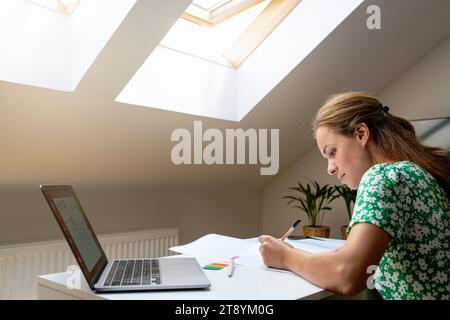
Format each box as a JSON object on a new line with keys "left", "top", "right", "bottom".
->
{"left": 223, "top": 0, "right": 301, "bottom": 68}
{"left": 181, "top": 0, "right": 301, "bottom": 68}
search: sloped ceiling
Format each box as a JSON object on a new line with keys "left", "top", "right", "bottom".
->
{"left": 1, "top": 0, "right": 450, "bottom": 189}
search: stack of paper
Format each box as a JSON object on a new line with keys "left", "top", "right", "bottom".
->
{"left": 170, "top": 234, "right": 257, "bottom": 262}
{"left": 169, "top": 234, "right": 345, "bottom": 271}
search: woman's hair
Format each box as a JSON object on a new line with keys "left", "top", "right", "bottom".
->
{"left": 313, "top": 91, "right": 450, "bottom": 199}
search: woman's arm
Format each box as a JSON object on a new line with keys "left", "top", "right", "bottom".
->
{"left": 259, "top": 223, "right": 391, "bottom": 296}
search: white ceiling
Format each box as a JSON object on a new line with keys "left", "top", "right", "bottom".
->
{"left": 1, "top": 0, "right": 450, "bottom": 189}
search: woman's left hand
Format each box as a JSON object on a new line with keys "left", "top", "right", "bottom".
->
{"left": 258, "top": 235, "right": 294, "bottom": 270}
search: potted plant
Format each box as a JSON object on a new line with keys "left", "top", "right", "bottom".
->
{"left": 334, "top": 185, "right": 357, "bottom": 239}
{"left": 282, "top": 180, "right": 339, "bottom": 238}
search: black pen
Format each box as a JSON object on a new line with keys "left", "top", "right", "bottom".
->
{"left": 280, "top": 219, "right": 301, "bottom": 241}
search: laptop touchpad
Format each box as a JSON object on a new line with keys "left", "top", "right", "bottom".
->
{"left": 159, "top": 257, "right": 209, "bottom": 285}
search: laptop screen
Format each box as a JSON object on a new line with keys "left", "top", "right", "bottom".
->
{"left": 53, "top": 196, "right": 102, "bottom": 272}
{"left": 40, "top": 185, "right": 107, "bottom": 288}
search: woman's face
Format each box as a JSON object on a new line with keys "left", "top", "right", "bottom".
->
{"left": 316, "top": 125, "right": 373, "bottom": 189}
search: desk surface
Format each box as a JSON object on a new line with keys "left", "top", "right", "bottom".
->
{"left": 37, "top": 257, "right": 334, "bottom": 300}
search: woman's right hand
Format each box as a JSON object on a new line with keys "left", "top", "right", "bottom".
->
{"left": 258, "top": 235, "right": 295, "bottom": 270}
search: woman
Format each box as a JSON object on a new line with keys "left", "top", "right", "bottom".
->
{"left": 258, "top": 92, "right": 450, "bottom": 300}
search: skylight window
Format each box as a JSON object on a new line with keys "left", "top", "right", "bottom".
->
{"left": 162, "top": 0, "right": 301, "bottom": 68}
{"left": 27, "top": 0, "right": 81, "bottom": 15}
{"left": 182, "top": 0, "right": 264, "bottom": 27}
{"left": 117, "top": 0, "right": 364, "bottom": 122}
{"left": 0, "top": 0, "right": 137, "bottom": 91}
{"left": 161, "top": 1, "right": 270, "bottom": 67}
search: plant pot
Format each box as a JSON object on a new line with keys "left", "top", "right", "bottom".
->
{"left": 303, "top": 226, "right": 330, "bottom": 238}
{"left": 341, "top": 225, "right": 348, "bottom": 240}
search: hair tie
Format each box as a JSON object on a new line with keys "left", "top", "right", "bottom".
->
{"left": 383, "top": 106, "right": 389, "bottom": 114}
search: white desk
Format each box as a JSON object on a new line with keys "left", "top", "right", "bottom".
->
{"left": 37, "top": 257, "right": 334, "bottom": 300}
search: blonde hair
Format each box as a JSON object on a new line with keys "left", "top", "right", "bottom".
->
{"left": 313, "top": 91, "right": 450, "bottom": 199}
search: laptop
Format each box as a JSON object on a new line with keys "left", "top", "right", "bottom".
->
{"left": 40, "top": 185, "right": 211, "bottom": 292}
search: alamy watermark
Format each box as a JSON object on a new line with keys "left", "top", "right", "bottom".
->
{"left": 170, "top": 121, "right": 279, "bottom": 175}
{"left": 366, "top": 264, "right": 378, "bottom": 290}
{"left": 367, "top": 4, "right": 381, "bottom": 30}
{"left": 65, "top": 265, "right": 82, "bottom": 290}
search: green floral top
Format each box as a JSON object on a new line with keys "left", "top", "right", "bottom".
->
{"left": 347, "top": 161, "right": 450, "bottom": 300}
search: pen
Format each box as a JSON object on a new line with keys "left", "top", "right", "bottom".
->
{"left": 280, "top": 219, "right": 301, "bottom": 241}
{"left": 228, "top": 256, "right": 238, "bottom": 278}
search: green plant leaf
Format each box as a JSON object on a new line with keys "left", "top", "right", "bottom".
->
{"left": 283, "top": 179, "right": 344, "bottom": 226}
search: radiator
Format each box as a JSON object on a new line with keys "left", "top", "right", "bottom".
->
{"left": 0, "top": 228, "right": 179, "bottom": 300}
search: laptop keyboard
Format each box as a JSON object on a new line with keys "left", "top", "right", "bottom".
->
{"left": 104, "top": 259, "right": 161, "bottom": 286}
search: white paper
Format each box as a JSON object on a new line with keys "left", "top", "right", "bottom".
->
{"left": 169, "top": 234, "right": 257, "bottom": 262}
{"left": 170, "top": 234, "right": 345, "bottom": 271}
{"left": 287, "top": 238, "right": 344, "bottom": 253}
{"left": 307, "top": 236, "right": 347, "bottom": 245}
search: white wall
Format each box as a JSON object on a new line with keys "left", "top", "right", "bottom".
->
{"left": 0, "top": 185, "right": 261, "bottom": 246}
{"left": 262, "top": 35, "right": 450, "bottom": 238}
{"left": 263, "top": 146, "right": 349, "bottom": 239}
{"left": 378, "top": 36, "right": 450, "bottom": 118}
